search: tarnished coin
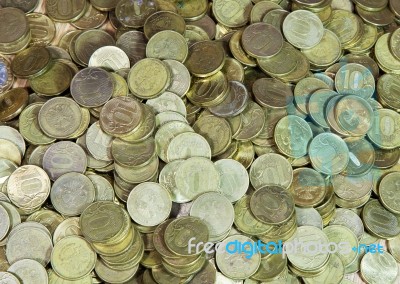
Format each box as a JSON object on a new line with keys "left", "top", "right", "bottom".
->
{"left": 377, "top": 73, "right": 400, "bottom": 111}
{"left": 0, "top": 7, "right": 29, "bottom": 45}
{"left": 294, "top": 77, "right": 330, "bottom": 115}
{"left": 128, "top": 58, "right": 171, "bottom": 99}
{"left": 0, "top": 139, "right": 21, "bottom": 166}
{"left": 216, "top": 234, "right": 261, "bottom": 280}
{"left": 186, "top": 72, "right": 228, "bottom": 107}
{"left": 329, "top": 208, "right": 364, "bottom": 240}
{"left": 42, "top": 141, "right": 87, "bottom": 181}
{"left": 282, "top": 10, "right": 324, "bottom": 49}
{"left": 185, "top": 40, "right": 225, "bottom": 77}
{"left": 46, "top": 0, "right": 87, "bottom": 22}
{"left": 11, "top": 46, "right": 51, "bottom": 79}
{"left": 164, "top": 59, "right": 191, "bottom": 97}
{"left": 6, "top": 225, "right": 53, "bottom": 266}
{"left": 89, "top": 46, "right": 130, "bottom": 71}
{"left": 274, "top": 115, "right": 313, "bottom": 158}
{"left": 367, "top": 109, "right": 400, "bottom": 149}
{"left": 38, "top": 97, "right": 82, "bottom": 139}
{"left": 71, "top": 3, "right": 108, "bottom": 29}
{"left": 0, "top": 0, "right": 39, "bottom": 13}
{"left": 309, "top": 133, "right": 349, "bottom": 175}
{"left": 190, "top": 192, "right": 234, "bottom": 241}
{"left": 8, "top": 165, "right": 50, "bottom": 210}
{"left": 167, "top": 132, "right": 212, "bottom": 161}
{"left": 27, "top": 13, "right": 56, "bottom": 46}
{"left": 86, "top": 121, "right": 114, "bottom": 162}
{"left": 8, "top": 259, "right": 48, "bottom": 284}
{"left": 212, "top": 0, "right": 253, "bottom": 28}
{"left": 100, "top": 96, "right": 144, "bottom": 136}
{"left": 234, "top": 101, "right": 265, "bottom": 141}
{"left": 53, "top": 217, "right": 82, "bottom": 244}
{"left": 250, "top": 185, "right": 295, "bottom": 224}
{"left": 361, "top": 251, "right": 398, "bottom": 284}
{"left": 174, "top": 157, "right": 220, "bottom": 202}
{"left": 164, "top": 216, "right": 209, "bottom": 256}
{"left": 51, "top": 236, "right": 96, "bottom": 280}
{"left": 146, "top": 30, "right": 188, "bottom": 63}
{"left": 379, "top": 172, "right": 400, "bottom": 215}
{"left": 146, "top": 92, "right": 186, "bottom": 116}
{"left": 115, "top": 0, "right": 156, "bottom": 28}
{"left": 343, "top": 137, "right": 375, "bottom": 176}
{"left": 375, "top": 33, "right": 400, "bottom": 73}
{"left": 112, "top": 137, "right": 155, "bottom": 168}
{"left": 127, "top": 182, "right": 171, "bottom": 227}
{"left": 308, "top": 89, "right": 338, "bottom": 129}
{"left": 241, "top": 23, "right": 283, "bottom": 58}
{"left": 295, "top": 207, "right": 323, "bottom": 229}
{"left": 362, "top": 199, "right": 400, "bottom": 239}
{"left": 95, "top": 258, "right": 139, "bottom": 283}
{"left": 250, "top": 153, "right": 293, "bottom": 189}
{"left": 116, "top": 31, "right": 147, "bottom": 66}
{"left": 252, "top": 78, "right": 293, "bottom": 108}
{"left": 332, "top": 173, "right": 372, "bottom": 202}
{"left": 214, "top": 159, "right": 249, "bottom": 203}
{"left": 0, "top": 88, "right": 29, "bottom": 122}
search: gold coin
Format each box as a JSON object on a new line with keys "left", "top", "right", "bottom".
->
{"left": 146, "top": 30, "right": 188, "bottom": 63}
{"left": 367, "top": 108, "right": 400, "bottom": 149}
{"left": 360, "top": 251, "right": 398, "bottom": 284}
{"left": 375, "top": 33, "right": 400, "bottom": 73}
{"left": 0, "top": 139, "right": 21, "bottom": 166}
{"left": 213, "top": 0, "right": 253, "bottom": 28}
{"left": 144, "top": 11, "right": 186, "bottom": 39}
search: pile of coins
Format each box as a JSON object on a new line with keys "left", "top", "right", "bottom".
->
{"left": 0, "top": 0, "right": 400, "bottom": 283}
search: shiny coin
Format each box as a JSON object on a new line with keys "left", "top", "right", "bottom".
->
{"left": 375, "top": 33, "right": 400, "bottom": 73}
{"left": 212, "top": 0, "right": 253, "bottom": 28}
{"left": 45, "top": 0, "right": 86, "bottom": 22}
{"left": 282, "top": 10, "right": 324, "bottom": 49}
{"left": 325, "top": 10, "right": 362, "bottom": 47}
{"left": 7, "top": 259, "right": 48, "bottom": 284}
{"left": 88, "top": 46, "right": 130, "bottom": 71}
{"left": 86, "top": 121, "right": 114, "bottom": 161}
{"left": 167, "top": 132, "right": 212, "bottom": 161}
{"left": 309, "top": 133, "right": 349, "bottom": 175}
{"left": 0, "top": 139, "right": 21, "bottom": 166}
{"left": 11, "top": 46, "right": 51, "bottom": 79}
{"left": 250, "top": 185, "right": 294, "bottom": 224}
{"left": 308, "top": 89, "right": 338, "bottom": 129}
{"left": 295, "top": 207, "right": 323, "bottom": 229}
{"left": 127, "top": 182, "right": 171, "bottom": 227}
{"left": 361, "top": 251, "right": 398, "bottom": 284}
{"left": 216, "top": 234, "right": 261, "bottom": 280}
{"left": 250, "top": 153, "right": 293, "bottom": 189}
{"left": 367, "top": 108, "right": 400, "bottom": 149}
{"left": 51, "top": 236, "right": 96, "bottom": 280}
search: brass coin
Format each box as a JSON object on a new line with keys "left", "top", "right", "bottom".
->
{"left": 356, "top": 5, "right": 395, "bottom": 26}
{"left": 8, "top": 259, "right": 48, "bottom": 283}
{"left": 367, "top": 108, "right": 400, "bottom": 149}
{"left": 51, "top": 236, "right": 96, "bottom": 280}
{"left": 128, "top": 58, "right": 171, "bottom": 99}
{"left": 118, "top": 104, "right": 155, "bottom": 143}
{"left": 212, "top": 0, "right": 253, "bottom": 28}
{"left": 52, "top": 217, "right": 82, "bottom": 244}
{"left": 112, "top": 137, "right": 155, "bottom": 168}
{"left": 234, "top": 101, "right": 265, "bottom": 141}
{"left": 167, "top": 132, "right": 212, "bottom": 161}
{"left": 253, "top": 78, "right": 293, "bottom": 108}
{"left": 11, "top": 46, "right": 51, "bottom": 79}
{"left": 115, "top": 0, "right": 157, "bottom": 29}
{"left": 374, "top": 147, "right": 400, "bottom": 169}
{"left": 27, "top": 12, "right": 56, "bottom": 46}
{"left": 164, "top": 59, "right": 191, "bottom": 97}
{"left": 348, "top": 23, "right": 378, "bottom": 54}
{"left": 250, "top": 185, "right": 294, "bottom": 224}
{"left": 42, "top": 141, "right": 87, "bottom": 181}
{"left": 146, "top": 30, "right": 188, "bottom": 63}
{"left": 360, "top": 251, "right": 398, "bottom": 284}
{"left": 0, "top": 139, "right": 21, "bottom": 166}
{"left": 375, "top": 33, "right": 400, "bottom": 73}
{"left": 90, "top": 0, "right": 120, "bottom": 11}
{"left": 95, "top": 258, "right": 139, "bottom": 283}
{"left": 309, "top": 133, "right": 349, "bottom": 175}
{"left": 0, "top": 88, "right": 29, "bottom": 122}
{"left": 146, "top": 92, "right": 186, "bottom": 116}
{"left": 229, "top": 30, "right": 257, "bottom": 67}
{"left": 378, "top": 172, "right": 400, "bottom": 214}
{"left": 293, "top": 77, "right": 330, "bottom": 115}
{"left": 0, "top": 7, "right": 29, "bottom": 45}
{"left": 0, "top": 0, "right": 39, "bottom": 12}
{"left": 164, "top": 216, "right": 209, "bottom": 256}
{"left": 38, "top": 97, "right": 82, "bottom": 139}
{"left": 241, "top": 23, "right": 283, "bottom": 58}
{"left": 250, "top": 1, "right": 281, "bottom": 23}
{"left": 144, "top": 11, "right": 186, "bottom": 39}
{"left": 100, "top": 97, "right": 144, "bottom": 136}
{"left": 185, "top": 40, "right": 225, "bottom": 77}
{"left": 325, "top": 10, "right": 362, "bottom": 47}
{"left": 377, "top": 73, "right": 400, "bottom": 111}
{"left": 71, "top": 4, "right": 108, "bottom": 29}
{"left": 29, "top": 60, "right": 73, "bottom": 96}
{"left": 46, "top": 0, "right": 87, "bottom": 22}
{"left": 116, "top": 31, "right": 147, "bottom": 66}
{"left": 308, "top": 89, "right": 338, "bottom": 129}
{"left": 85, "top": 121, "right": 114, "bottom": 162}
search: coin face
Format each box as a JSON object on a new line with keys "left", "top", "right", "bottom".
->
{"left": 212, "top": 0, "right": 253, "bottom": 28}
{"left": 361, "top": 251, "right": 398, "bottom": 284}
{"left": 250, "top": 153, "right": 293, "bottom": 189}
{"left": 241, "top": 23, "right": 283, "bottom": 58}
{"left": 146, "top": 91, "right": 186, "bottom": 116}
{"left": 250, "top": 185, "right": 294, "bottom": 224}
{"left": 367, "top": 108, "right": 400, "bottom": 149}
{"left": 379, "top": 172, "right": 400, "bottom": 215}
{"left": 115, "top": 0, "right": 156, "bottom": 28}
{"left": 252, "top": 78, "right": 293, "bottom": 108}
{"left": 0, "top": 88, "right": 29, "bottom": 122}
{"left": 116, "top": 31, "right": 147, "bottom": 66}
{"left": 8, "top": 259, "right": 48, "bottom": 284}
{"left": 0, "top": 272, "right": 21, "bottom": 284}
{"left": 164, "top": 59, "right": 191, "bottom": 97}
{"left": 309, "top": 133, "right": 349, "bottom": 175}
{"left": 166, "top": 132, "right": 212, "bottom": 161}
{"left": 89, "top": 46, "right": 130, "bottom": 71}
{"left": 7, "top": 165, "right": 50, "bottom": 210}
{"left": 377, "top": 73, "right": 400, "bottom": 111}
{"left": 216, "top": 234, "right": 261, "bottom": 280}
{"left": 0, "top": 139, "right": 21, "bottom": 166}
{"left": 127, "top": 182, "right": 172, "bottom": 227}
{"left": 146, "top": 30, "right": 188, "bottom": 63}
{"left": 0, "top": 7, "right": 29, "bottom": 44}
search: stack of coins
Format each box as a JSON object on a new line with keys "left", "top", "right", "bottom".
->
{"left": 0, "top": 8, "right": 31, "bottom": 54}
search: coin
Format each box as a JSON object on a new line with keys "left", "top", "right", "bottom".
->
{"left": 250, "top": 153, "right": 293, "bottom": 189}
{"left": 216, "top": 234, "right": 261, "bottom": 280}
{"left": 378, "top": 172, "right": 400, "bottom": 214}
{"left": 163, "top": 59, "right": 191, "bottom": 97}
{"left": 377, "top": 73, "right": 400, "bottom": 111}
{"left": 167, "top": 132, "right": 212, "bottom": 161}
{"left": 144, "top": 11, "right": 186, "bottom": 39}
{"left": 234, "top": 101, "right": 265, "bottom": 141}
{"left": 95, "top": 257, "right": 139, "bottom": 283}
{"left": 46, "top": 0, "right": 86, "bottom": 22}
{"left": 374, "top": 147, "right": 400, "bottom": 169}
{"left": 0, "top": 272, "right": 21, "bottom": 284}
{"left": 146, "top": 30, "right": 188, "bottom": 63}
{"left": 115, "top": 0, "right": 156, "bottom": 28}
{"left": 0, "top": 88, "right": 29, "bottom": 122}
{"left": 348, "top": 23, "right": 378, "bottom": 54}
{"left": 309, "top": 133, "right": 349, "bottom": 175}
{"left": 212, "top": 0, "right": 253, "bottom": 28}
{"left": 252, "top": 78, "right": 293, "bottom": 109}
{"left": 325, "top": 10, "right": 362, "bottom": 47}
{"left": 89, "top": 46, "right": 130, "bottom": 71}
{"left": 375, "top": 33, "right": 400, "bottom": 73}
{"left": 343, "top": 137, "right": 375, "bottom": 176}
{"left": 367, "top": 108, "right": 400, "bottom": 149}
{"left": 127, "top": 182, "right": 171, "bottom": 227}
{"left": 114, "top": 155, "right": 159, "bottom": 184}
{"left": 146, "top": 92, "right": 186, "bottom": 116}
{"left": 361, "top": 251, "right": 398, "bottom": 284}
{"left": 295, "top": 207, "right": 323, "bottom": 229}
{"left": 0, "top": 139, "right": 21, "bottom": 166}
{"left": 11, "top": 46, "right": 51, "bottom": 79}
{"left": 71, "top": 3, "right": 107, "bottom": 29}
{"left": 8, "top": 259, "right": 48, "bottom": 284}
{"left": 52, "top": 217, "right": 82, "bottom": 244}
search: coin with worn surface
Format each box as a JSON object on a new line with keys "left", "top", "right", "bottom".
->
{"left": 335, "top": 64, "right": 375, "bottom": 99}
{"left": 274, "top": 115, "right": 313, "bottom": 158}
{"left": 116, "top": 31, "right": 147, "bottom": 66}
{"left": 51, "top": 236, "right": 96, "bottom": 280}
{"left": 42, "top": 141, "right": 87, "bottom": 181}
{"left": 38, "top": 97, "right": 82, "bottom": 139}
{"left": 379, "top": 172, "right": 400, "bottom": 214}
{"left": 0, "top": 0, "right": 39, "bottom": 12}
{"left": 0, "top": 272, "right": 21, "bottom": 284}
{"left": 325, "top": 10, "right": 361, "bottom": 47}
{"left": 95, "top": 257, "right": 138, "bottom": 283}
{"left": 164, "top": 216, "right": 209, "bottom": 256}
{"left": 377, "top": 73, "right": 400, "bottom": 111}
{"left": 361, "top": 251, "right": 398, "bottom": 284}
{"left": 0, "top": 7, "right": 29, "bottom": 44}
{"left": 100, "top": 96, "right": 144, "bottom": 136}
{"left": 212, "top": 0, "right": 253, "bottom": 28}
{"left": 0, "top": 88, "right": 29, "bottom": 122}
{"left": 294, "top": 77, "right": 330, "bottom": 115}
{"left": 375, "top": 33, "right": 400, "bottom": 73}
{"left": 329, "top": 208, "right": 364, "bottom": 240}
{"left": 175, "top": 157, "right": 220, "bottom": 202}
{"left": 283, "top": 10, "right": 324, "bottom": 49}
{"left": 114, "top": 155, "right": 158, "bottom": 184}
{"left": 190, "top": 192, "right": 234, "bottom": 241}
{"left": 185, "top": 40, "right": 225, "bottom": 77}
{"left": 214, "top": 159, "right": 249, "bottom": 203}
{"left": 367, "top": 108, "right": 400, "bottom": 149}
{"left": 308, "top": 89, "right": 338, "bottom": 129}
{"left": 163, "top": 59, "right": 191, "bottom": 97}
{"left": 295, "top": 207, "right": 323, "bottom": 229}
{"left": 127, "top": 182, "right": 171, "bottom": 227}
{"left": 332, "top": 173, "right": 373, "bottom": 201}
{"left": 289, "top": 167, "right": 326, "bottom": 208}
{"left": 216, "top": 234, "right": 260, "bottom": 280}
{"left": 46, "top": 0, "right": 86, "bottom": 22}
{"left": 241, "top": 23, "right": 283, "bottom": 58}
{"left": 112, "top": 137, "right": 155, "bottom": 168}
{"left": 234, "top": 101, "right": 265, "bottom": 141}
{"left": 11, "top": 46, "right": 51, "bottom": 79}
{"left": 89, "top": 46, "right": 130, "bottom": 71}
{"left": 128, "top": 58, "right": 171, "bottom": 99}
{"left": 146, "top": 92, "right": 186, "bottom": 116}
{"left": 52, "top": 217, "right": 82, "bottom": 243}
{"left": 159, "top": 160, "right": 188, "bottom": 204}
{"left": 252, "top": 78, "right": 293, "bottom": 108}
{"left": 0, "top": 139, "right": 21, "bottom": 166}
{"left": 71, "top": 3, "right": 107, "bottom": 28}
{"left": 167, "top": 132, "right": 212, "bottom": 161}
{"left": 27, "top": 13, "right": 56, "bottom": 46}
{"left": 250, "top": 185, "right": 294, "bottom": 224}
{"left": 146, "top": 30, "right": 188, "bottom": 63}
{"left": 8, "top": 165, "right": 50, "bottom": 210}
{"left": 6, "top": 225, "right": 53, "bottom": 266}
{"left": 8, "top": 259, "right": 48, "bottom": 284}
{"left": 144, "top": 10, "right": 186, "bottom": 39}
{"left": 363, "top": 199, "right": 400, "bottom": 239}
{"left": 250, "top": 153, "right": 293, "bottom": 189}
{"left": 309, "top": 133, "right": 349, "bottom": 175}
{"left": 50, "top": 172, "right": 95, "bottom": 216}
{"left": 115, "top": 0, "right": 156, "bottom": 28}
